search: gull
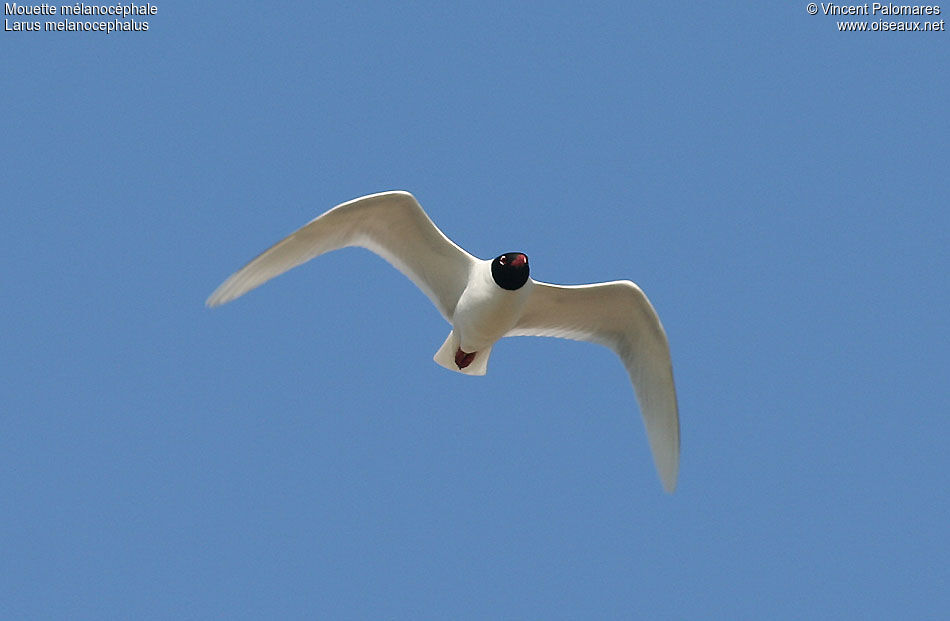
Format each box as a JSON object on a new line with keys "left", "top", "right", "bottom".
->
{"left": 207, "top": 191, "right": 680, "bottom": 492}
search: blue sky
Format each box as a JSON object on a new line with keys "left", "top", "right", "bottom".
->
{"left": 2, "top": 2, "right": 947, "bottom": 618}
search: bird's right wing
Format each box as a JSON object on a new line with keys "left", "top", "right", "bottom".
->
{"left": 507, "top": 280, "right": 680, "bottom": 492}
{"left": 206, "top": 191, "right": 478, "bottom": 320}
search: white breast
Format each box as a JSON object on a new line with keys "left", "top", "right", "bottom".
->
{"left": 452, "top": 261, "right": 533, "bottom": 352}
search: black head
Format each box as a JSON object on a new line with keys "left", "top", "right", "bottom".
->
{"left": 491, "top": 252, "right": 530, "bottom": 291}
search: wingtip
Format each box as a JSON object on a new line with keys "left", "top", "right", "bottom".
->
{"left": 205, "top": 291, "right": 227, "bottom": 308}
{"left": 206, "top": 280, "right": 237, "bottom": 308}
{"left": 657, "top": 452, "right": 679, "bottom": 494}
{"left": 659, "top": 455, "right": 679, "bottom": 494}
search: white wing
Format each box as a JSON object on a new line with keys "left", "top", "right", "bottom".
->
{"left": 206, "top": 191, "right": 477, "bottom": 319}
{"left": 507, "top": 280, "right": 680, "bottom": 492}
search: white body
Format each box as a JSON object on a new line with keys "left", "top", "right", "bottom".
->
{"left": 207, "top": 191, "right": 681, "bottom": 493}
{"left": 432, "top": 260, "right": 534, "bottom": 376}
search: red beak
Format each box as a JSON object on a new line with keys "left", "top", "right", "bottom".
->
{"left": 510, "top": 254, "right": 527, "bottom": 267}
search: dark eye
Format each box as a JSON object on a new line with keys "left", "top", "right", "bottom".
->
{"left": 498, "top": 256, "right": 506, "bottom": 265}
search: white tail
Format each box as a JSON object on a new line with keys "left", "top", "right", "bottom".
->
{"left": 433, "top": 330, "right": 492, "bottom": 376}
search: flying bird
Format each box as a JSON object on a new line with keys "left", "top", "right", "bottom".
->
{"left": 207, "top": 191, "right": 680, "bottom": 492}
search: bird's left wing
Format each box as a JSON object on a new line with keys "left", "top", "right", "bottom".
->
{"left": 206, "top": 191, "right": 477, "bottom": 320}
{"left": 507, "top": 280, "right": 680, "bottom": 493}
